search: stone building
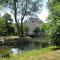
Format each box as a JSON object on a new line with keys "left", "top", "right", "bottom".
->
{"left": 24, "top": 17, "right": 43, "bottom": 35}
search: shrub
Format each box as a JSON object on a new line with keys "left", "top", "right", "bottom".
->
{"left": 51, "top": 26, "right": 60, "bottom": 46}
{"left": 53, "top": 34, "right": 60, "bottom": 46}
{"left": 51, "top": 34, "right": 60, "bottom": 46}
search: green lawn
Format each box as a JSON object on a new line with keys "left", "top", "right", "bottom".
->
{"left": 0, "top": 46, "right": 60, "bottom": 60}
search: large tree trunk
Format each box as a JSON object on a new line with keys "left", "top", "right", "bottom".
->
{"left": 20, "top": 0, "right": 27, "bottom": 37}
{"left": 13, "top": 0, "right": 20, "bottom": 37}
{"left": 20, "top": 17, "right": 24, "bottom": 37}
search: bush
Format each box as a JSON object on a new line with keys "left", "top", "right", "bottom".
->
{"left": 42, "top": 42, "right": 49, "bottom": 48}
{"left": 51, "top": 33, "right": 60, "bottom": 46}
{"left": 51, "top": 26, "right": 60, "bottom": 46}
{"left": 53, "top": 34, "right": 60, "bottom": 46}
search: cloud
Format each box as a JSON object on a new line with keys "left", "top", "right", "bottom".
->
{"left": 38, "top": 8, "right": 49, "bottom": 22}
{"left": 38, "top": 0, "right": 49, "bottom": 22}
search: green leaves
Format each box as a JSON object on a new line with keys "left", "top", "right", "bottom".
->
{"left": 46, "top": 0, "right": 60, "bottom": 45}
{"left": 0, "top": 17, "right": 6, "bottom": 34}
{"left": 0, "top": 17, "right": 5, "bottom": 27}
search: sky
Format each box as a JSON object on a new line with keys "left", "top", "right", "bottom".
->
{"left": 0, "top": 0, "right": 49, "bottom": 23}
{"left": 38, "top": 0, "right": 49, "bottom": 22}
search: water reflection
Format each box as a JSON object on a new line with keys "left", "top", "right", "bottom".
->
{"left": 11, "top": 48, "right": 22, "bottom": 55}
{"left": 0, "top": 47, "right": 23, "bottom": 58}
{"left": 11, "top": 48, "right": 19, "bottom": 54}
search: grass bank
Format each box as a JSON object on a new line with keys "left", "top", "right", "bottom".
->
{"left": 0, "top": 46, "right": 60, "bottom": 60}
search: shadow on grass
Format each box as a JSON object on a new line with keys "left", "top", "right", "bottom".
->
{"left": 52, "top": 47, "right": 60, "bottom": 51}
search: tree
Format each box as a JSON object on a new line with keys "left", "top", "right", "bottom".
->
{"left": 0, "top": 0, "right": 43, "bottom": 37}
{"left": 51, "top": 26, "right": 60, "bottom": 46}
{"left": 24, "top": 26, "right": 29, "bottom": 36}
{"left": 33, "top": 27, "right": 41, "bottom": 36}
{"left": 0, "top": 0, "right": 21, "bottom": 37}
{"left": 47, "top": 0, "right": 60, "bottom": 45}
{"left": 0, "top": 17, "right": 6, "bottom": 35}
{"left": 13, "top": 0, "right": 21, "bottom": 37}
{"left": 19, "top": 0, "right": 43, "bottom": 37}
{"left": 3, "top": 13, "right": 15, "bottom": 35}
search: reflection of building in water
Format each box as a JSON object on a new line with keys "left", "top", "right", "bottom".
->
{"left": 24, "top": 17, "right": 43, "bottom": 35}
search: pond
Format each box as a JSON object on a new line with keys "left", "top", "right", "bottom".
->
{"left": 0, "top": 37, "right": 46, "bottom": 57}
